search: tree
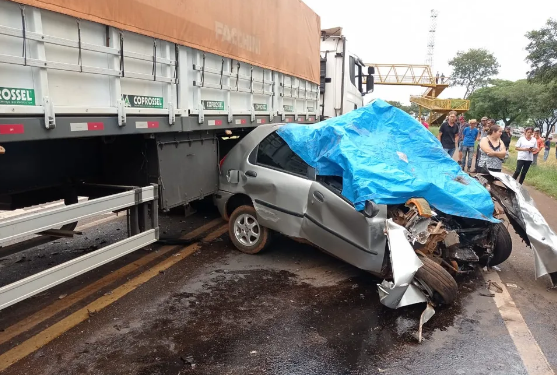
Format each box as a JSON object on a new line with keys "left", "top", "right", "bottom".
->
{"left": 385, "top": 101, "right": 405, "bottom": 110}
{"left": 526, "top": 82, "right": 557, "bottom": 138}
{"left": 525, "top": 20, "right": 557, "bottom": 137}
{"left": 385, "top": 101, "right": 424, "bottom": 116}
{"left": 469, "top": 80, "right": 557, "bottom": 137}
{"left": 386, "top": 100, "right": 413, "bottom": 114}
{"left": 409, "top": 102, "right": 422, "bottom": 115}
{"left": 448, "top": 48, "right": 500, "bottom": 98}
{"left": 526, "top": 19, "right": 557, "bottom": 84}
{"left": 468, "top": 80, "right": 534, "bottom": 126}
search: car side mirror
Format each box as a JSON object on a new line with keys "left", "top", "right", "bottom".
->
{"left": 365, "top": 74, "right": 374, "bottom": 94}
{"left": 363, "top": 200, "right": 379, "bottom": 218}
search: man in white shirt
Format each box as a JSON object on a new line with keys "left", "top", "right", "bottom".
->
{"left": 512, "top": 127, "right": 538, "bottom": 184}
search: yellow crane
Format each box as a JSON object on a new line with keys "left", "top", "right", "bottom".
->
{"left": 365, "top": 63, "right": 470, "bottom": 124}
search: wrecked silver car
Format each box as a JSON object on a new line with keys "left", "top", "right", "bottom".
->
{"left": 215, "top": 100, "right": 557, "bottom": 315}
{"left": 216, "top": 124, "right": 505, "bottom": 307}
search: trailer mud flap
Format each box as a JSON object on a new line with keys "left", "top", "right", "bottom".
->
{"left": 155, "top": 132, "right": 218, "bottom": 210}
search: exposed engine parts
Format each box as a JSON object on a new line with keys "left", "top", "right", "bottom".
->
{"left": 389, "top": 197, "right": 503, "bottom": 275}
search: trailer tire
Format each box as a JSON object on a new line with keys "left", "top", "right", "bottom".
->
{"left": 484, "top": 222, "right": 513, "bottom": 266}
{"left": 415, "top": 256, "right": 458, "bottom": 305}
{"left": 228, "top": 205, "right": 271, "bottom": 254}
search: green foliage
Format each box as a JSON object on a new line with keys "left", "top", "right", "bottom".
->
{"left": 528, "top": 83, "right": 557, "bottom": 138}
{"left": 385, "top": 101, "right": 404, "bottom": 110}
{"left": 409, "top": 102, "right": 422, "bottom": 115}
{"left": 525, "top": 19, "right": 557, "bottom": 138}
{"left": 385, "top": 101, "right": 424, "bottom": 116}
{"left": 467, "top": 79, "right": 557, "bottom": 137}
{"left": 448, "top": 48, "right": 500, "bottom": 98}
{"left": 526, "top": 19, "right": 557, "bottom": 84}
{"left": 468, "top": 80, "right": 534, "bottom": 125}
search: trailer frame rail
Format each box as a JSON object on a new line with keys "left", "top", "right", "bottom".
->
{"left": 0, "top": 184, "right": 159, "bottom": 310}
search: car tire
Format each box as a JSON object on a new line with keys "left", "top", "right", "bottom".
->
{"left": 414, "top": 256, "right": 458, "bottom": 305}
{"left": 228, "top": 205, "right": 271, "bottom": 254}
{"left": 485, "top": 222, "right": 513, "bottom": 266}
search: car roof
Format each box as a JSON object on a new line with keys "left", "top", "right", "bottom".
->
{"left": 226, "top": 123, "right": 286, "bottom": 160}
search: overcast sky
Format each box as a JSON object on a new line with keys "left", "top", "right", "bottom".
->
{"left": 304, "top": 0, "right": 557, "bottom": 104}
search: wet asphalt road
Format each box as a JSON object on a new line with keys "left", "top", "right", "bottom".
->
{"left": 1, "top": 191, "right": 557, "bottom": 374}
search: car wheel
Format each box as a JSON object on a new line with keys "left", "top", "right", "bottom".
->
{"left": 228, "top": 205, "right": 271, "bottom": 254}
{"left": 414, "top": 256, "right": 458, "bottom": 305}
{"left": 482, "top": 222, "right": 512, "bottom": 266}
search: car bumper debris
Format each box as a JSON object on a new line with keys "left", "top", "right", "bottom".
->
{"left": 378, "top": 219, "right": 427, "bottom": 309}
{"left": 481, "top": 172, "right": 557, "bottom": 284}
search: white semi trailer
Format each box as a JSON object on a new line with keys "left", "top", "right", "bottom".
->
{"left": 0, "top": 0, "right": 373, "bottom": 309}
{"left": 319, "top": 27, "right": 374, "bottom": 119}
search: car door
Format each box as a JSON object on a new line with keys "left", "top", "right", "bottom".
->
{"left": 240, "top": 131, "right": 313, "bottom": 238}
{"left": 300, "top": 176, "right": 387, "bottom": 274}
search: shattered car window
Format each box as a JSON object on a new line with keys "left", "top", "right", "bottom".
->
{"left": 256, "top": 132, "right": 309, "bottom": 177}
{"left": 318, "top": 175, "right": 343, "bottom": 194}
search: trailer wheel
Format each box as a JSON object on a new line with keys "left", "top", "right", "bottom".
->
{"left": 414, "top": 256, "right": 458, "bottom": 305}
{"left": 228, "top": 205, "right": 271, "bottom": 254}
{"left": 481, "top": 222, "right": 512, "bottom": 266}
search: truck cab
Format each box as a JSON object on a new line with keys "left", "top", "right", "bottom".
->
{"left": 319, "top": 27, "right": 374, "bottom": 120}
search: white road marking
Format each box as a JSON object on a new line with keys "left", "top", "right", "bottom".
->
{"left": 483, "top": 270, "right": 554, "bottom": 375}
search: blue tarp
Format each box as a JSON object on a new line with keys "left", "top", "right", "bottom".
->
{"left": 277, "top": 99, "right": 497, "bottom": 222}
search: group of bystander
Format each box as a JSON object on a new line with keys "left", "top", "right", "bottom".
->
{"left": 436, "top": 112, "right": 551, "bottom": 184}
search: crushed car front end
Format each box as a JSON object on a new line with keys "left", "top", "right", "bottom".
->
{"left": 216, "top": 100, "right": 557, "bottom": 327}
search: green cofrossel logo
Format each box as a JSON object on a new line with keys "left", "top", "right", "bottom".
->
{"left": 202, "top": 100, "right": 225, "bottom": 110}
{"left": 0, "top": 87, "right": 35, "bottom": 105}
{"left": 122, "top": 94, "right": 163, "bottom": 109}
{"left": 254, "top": 103, "right": 267, "bottom": 111}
